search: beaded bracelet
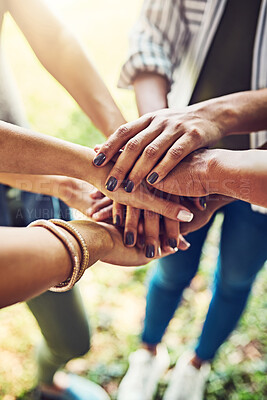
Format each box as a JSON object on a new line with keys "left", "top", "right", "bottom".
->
{"left": 28, "top": 219, "right": 80, "bottom": 292}
{"left": 50, "top": 219, "right": 89, "bottom": 283}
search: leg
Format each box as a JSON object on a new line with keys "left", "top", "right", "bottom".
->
{"left": 118, "top": 218, "right": 215, "bottom": 400}
{"left": 27, "top": 287, "right": 90, "bottom": 386}
{"left": 142, "top": 218, "right": 214, "bottom": 346}
{"left": 196, "top": 201, "right": 267, "bottom": 361}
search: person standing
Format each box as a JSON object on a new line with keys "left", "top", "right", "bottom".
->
{"left": 116, "top": 1, "right": 267, "bottom": 399}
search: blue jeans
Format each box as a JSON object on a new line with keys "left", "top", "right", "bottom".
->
{"left": 142, "top": 201, "right": 267, "bottom": 361}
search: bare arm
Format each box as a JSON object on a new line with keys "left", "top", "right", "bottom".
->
{"left": 0, "top": 121, "right": 193, "bottom": 221}
{"left": 153, "top": 148, "right": 267, "bottom": 208}
{"left": 5, "top": 0, "right": 125, "bottom": 136}
{"left": 0, "top": 218, "right": 157, "bottom": 308}
{"left": 133, "top": 72, "right": 169, "bottom": 115}
{"left": 95, "top": 89, "right": 267, "bottom": 189}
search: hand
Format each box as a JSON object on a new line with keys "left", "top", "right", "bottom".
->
{"left": 93, "top": 103, "right": 224, "bottom": 192}
{"left": 152, "top": 148, "right": 217, "bottom": 198}
{"left": 60, "top": 178, "right": 113, "bottom": 219}
{"left": 180, "top": 195, "right": 235, "bottom": 236}
{"left": 97, "top": 222, "right": 174, "bottom": 266}
{"left": 114, "top": 197, "right": 190, "bottom": 258}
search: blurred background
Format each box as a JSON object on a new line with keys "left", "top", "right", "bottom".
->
{"left": 0, "top": 1, "right": 266, "bottom": 399}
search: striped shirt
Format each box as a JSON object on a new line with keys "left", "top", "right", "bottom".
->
{"left": 119, "top": 0, "right": 267, "bottom": 150}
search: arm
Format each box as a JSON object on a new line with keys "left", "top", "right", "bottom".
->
{"left": 153, "top": 148, "right": 267, "bottom": 208}
{"left": 0, "top": 218, "right": 156, "bottom": 309}
{"left": 0, "top": 121, "right": 193, "bottom": 221}
{"left": 95, "top": 89, "right": 267, "bottom": 190}
{"left": 5, "top": 0, "right": 125, "bottom": 136}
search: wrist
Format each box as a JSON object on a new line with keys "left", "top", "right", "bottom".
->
{"left": 192, "top": 97, "right": 237, "bottom": 138}
{"left": 69, "top": 220, "right": 114, "bottom": 264}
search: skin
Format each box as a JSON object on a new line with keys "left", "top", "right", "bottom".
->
{"left": 0, "top": 219, "right": 164, "bottom": 309}
{"left": 0, "top": 121, "right": 193, "bottom": 221}
{"left": 97, "top": 73, "right": 267, "bottom": 365}
{"left": 153, "top": 148, "right": 267, "bottom": 208}
{"left": 4, "top": 0, "right": 125, "bottom": 137}
{"left": 94, "top": 88, "right": 267, "bottom": 190}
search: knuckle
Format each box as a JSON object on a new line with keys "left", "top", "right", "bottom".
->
{"left": 116, "top": 125, "right": 130, "bottom": 138}
{"left": 125, "top": 138, "right": 141, "bottom": 152}
{"left": 189, "top": 128, "right": 202, "bottom": 144}
{"left": 125, "top": 222, "right": 138, "bottom": 231}
{"left": 168, "top": 146, "right": 184, "bottom": 160}
{"left": 112, "top": 165, "right": 126, "bottom": 177}
{"left": 162, "top": 201, "right": 175, "bottom": 218}
{"left": 144, "top": 144, "right": 159, "bottom": 159}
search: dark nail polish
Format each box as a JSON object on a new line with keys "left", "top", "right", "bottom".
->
{"left": 93, "top": 153, "right": 106, "bottom": 166}
{"left": 114, "top": 215, "right": 121, "bottom": 226}
{"left": 146, "top": 244, "right": 155, "bottom": 258}
{"left": 199, "top": 197, "right": 207, "bottom": 210}
{"left": 124, "top": 180, "right": 134, "bottom": 193}
{"left": 147, "top": 172, "right": 159, "bottom": 184}
{"left": 125, "top": 231, "right": 134, "bottom": 246}
{"left": 106, "top": 176, "right": 117, "bottom": 191}
{"left": 168, "top": 238, "right": 177, "bottom": 249}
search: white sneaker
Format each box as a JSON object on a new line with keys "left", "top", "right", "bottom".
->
{"left": 117, "top": 344, "right": 170, "bottom": 400}
{"left": 163, "top": 351, "right": 211, "bottom": 400}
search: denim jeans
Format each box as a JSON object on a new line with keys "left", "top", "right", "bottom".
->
{"left": 142, "top": 201, "right": 267, "bottom": 361}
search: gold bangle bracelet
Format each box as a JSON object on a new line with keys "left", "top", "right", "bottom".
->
{"left": 50, "top": 219, "right": 89, "bottom": 283}
{"left": 28, "top": 219, "right": 80, "bottom": 292}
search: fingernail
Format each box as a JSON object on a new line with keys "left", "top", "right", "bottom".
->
{"left": 199, "top": 197, "right": 207, "bottom": 210}
{"left": 114, "top": 215, "right": 121, "bottom": 226}
{"left": 93, "top": 153, "right": 106, "bottom": 166}
{"left": 146, "top": 244, "right": 155, "bottom": 258}
{"left": 177, "top": 210, "right": 194, "bottom": 222}
{"left": 124, "top": 180, "right": 134, "bottom": 193}
{"left": 106, "top": 176, "right": 117, "bottom": 191}
{"left": 147, "top": 172, "right": 159, "bottom": 184}
{"left": 87, "top": 208, "right": 92, "bottom": 216}
{"left": 179, "top": 236, "right": 191, "bottom": 249}
{"left": 168, "top": 238, "right": 177, "bottom": 249}
{"left": 125, "top": 231, "right": 134, "bottom": 246}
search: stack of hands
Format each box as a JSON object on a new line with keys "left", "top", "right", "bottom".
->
{"left": 84, "top": 104, "right": 239, "bottom": 259}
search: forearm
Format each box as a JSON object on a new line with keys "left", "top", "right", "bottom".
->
{"left": 7, "top": 0, "right": 125, "bottom": 137}
{"left": 0, "top": 226, "right": 73, "bottom": 307}
{"left": 0, "top": 121, "right": 111, "bottom": 187}
{"left": 50, "top": 36, "right": 126, "bottom": 136}
{"left": 0, "top": 220, "right": 113, "bottom": 308}
{"left": 192, "top": 88, "right": 267, "bottom": 137}
{"left": 0, "top": 173, "right": 72, "bottom": 199}
{"left": 133, "top": 72, "right": 169, "bottom": 115}
{"left": 209, "top": 149, "right": 267, "bottom": 207}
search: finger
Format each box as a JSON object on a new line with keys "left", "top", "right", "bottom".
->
{"left": 112, "top": 201, "right": 125, "bottom": 227}
{"left": 90, "top": 204, "right": 113, "bottom": 221}
{"left": 124, "top": 206, "right": 140, "bottom": 247}
{"left": 94, "top": 144, "right": 102, "bottom": 153}
{"left": 144, "top": 211, "right": 160, "bottom": 258}
{"left": 146, "top": 130, "right": 203, "bottom": 185}
{"left": 137, "top": 217, "right": 145, "bottom": 249}
{"left": 193, "top": 196, "right": 207, "bottom": 211}
{"left": 101, "top": 184, "right": 194, "bottom": 222}
{"left": 87, "top": 197, "right": 113, "bottom": 217}
{"left": 92, "top": 115, "right": 152, "bottom": 167}
{"left": 162, "top": 217, "right": 180, "bottom": 253}
{"left": 178, "top": 234, "right": 191, "bottom": 250}
{"left": 127, "top": 128, "right": 183, "bottom": 191}
{"left": 104, "top": 125, "right": 163, "bottom": 193}
{"left": 89, "top": 189, "right": 105, "bottom": 200}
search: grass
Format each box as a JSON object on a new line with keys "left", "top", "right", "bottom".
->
{"left": 0, "top": 1, "right": 267, "bottom": 399}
